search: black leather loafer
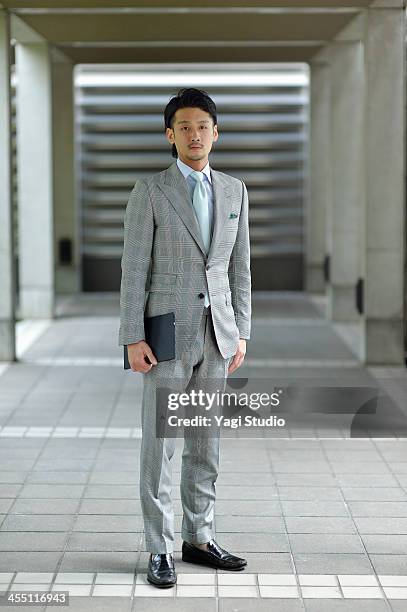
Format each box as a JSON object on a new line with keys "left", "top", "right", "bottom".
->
{"left": 182, "top": 539, "right": 247, "bottom": 571}
{"left": 147, "top": 553, "right": 177, "bottom": 588}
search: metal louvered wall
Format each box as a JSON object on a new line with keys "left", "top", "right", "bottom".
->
{"left": 75, "top": 64, "right": 309, "bottom": 291}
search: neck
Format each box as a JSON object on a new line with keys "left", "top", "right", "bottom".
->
{"left": 178, "top": 155, "right": 208, "bottom": 172}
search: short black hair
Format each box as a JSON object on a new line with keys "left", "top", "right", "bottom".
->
{"left": 164, "top": 88, "right": 217, "bottom": 158}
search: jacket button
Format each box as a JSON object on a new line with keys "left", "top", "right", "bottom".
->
{"left": 198, "top": 293, "right": 205, "bottom": 299}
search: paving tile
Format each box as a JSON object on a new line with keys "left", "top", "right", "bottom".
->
{"left": 218, "top": 585, "right": 257, "bottom": 597}
{"left": 0, "top": 500, "right": 14, "bottom": 513}
{"left": 214, "top": 500, "right": 281, "bottom": 516}
{"left": 258, "top": 574, "right": 297, "bottom": 585}
{"left": 370, "top": 555, "right": 407, "bottom": 574}
{"left": 289, "top": 534, "right": 364, "bottom": 554}
{"left": 383, "top": 587, "right": 407, "bottom": 599}
{"left": 217, "top": 473, "right": 275, "bottom": 486}
{"left": 133, "top": 584, "right": 175, "bottom": 597}
{"left": 285, "top": 517, "right": 356, "bottom": 534}
{"left": 334, "top": 475, "right": 400, "bottom": 487}
{"left": 0, "top": 472, "right": 27, "bottom": 484}
{"left": 94, "top": 573, "right": 134, "bottom": 584}
{"left": 218, "top": 574, "right": 257, "bottom": 585}
{"left": 92, "top": 584, "right": 132, "bottom": 596}
{"left": 341, "top": 587, "right": 383, "bottom": 598}
{"left": 259, "top": 586, "right": 299, "bottom": 597}
{"left": 9, "top": 499, "right": 80, "bottom": 514}
{"left": 215, "top": 516, "right": 285, "bottom": 532}
{"left": 58, "top": 551, "right": 139, "bottom": 572}
{"left": 66, "top": 532, "right": 140, "bottom": 552}
{"left": 280, "top": 501, "right": 349, "bottom": 516}
{"left": 301, "top": 586, "right": 342, "bottom": 598}
{"left": 135, "top": 598, "right": 214, "bottom": 611}
{"left": 0, "top": 552, "right": 61, "bottom": 572}
{"left": 83, "top": 485, "right": 138, "bottom": 499}
{"left": 18, "top": 485, "right": 85, "bottom": 498}
{"left": 298, "top": 575, "right": 337, "bottom": 586}
{"left": 278, "top": 487, "right": 343, "bottom": 501}
{"left": 1, "top": 514, "right": 73, "bottom": 532}
{"left": 54, "top": 573, "right": 94, "bottom": 584}
{"left": 347, "top": 502, "right": 407, "bottom": 517}
{"left": 274, "top": 474, "right": 336, "bottom": 486}
{"left": 338, "top": 575, "right": 378, "bottom": 586}
{"left": 304, "top": 601, "right": 390, "bottom": 612}
{"left": 0, "top": 485, "right": 21, "bottom": 497}
{"left": 26, "top": 471, "right": 88, "bottom": 484}
{"left": 8, "top": 583, "right": 51, "bottom": 591}
{"left": 0, "top": 532, "right": 67, "bottom": 551}
{"left": 14, "top": 573, "right": 54, "bottom": 583}
{"left": 214, "top": 485, "right": 278, "bottom": 500}
{"left": 378, "top": 575, "right": 407, "bottom": 586}
{"left": 390, "top": 602, "right": 407, "bottom": 612}
{"left": 72, "top": 514, "right": 143, "bottom": 532}
{"left": 177, "top": 585, "right": 216, "bottom": 597}
{"left": 52, "top": 584, "right": 91, "bottom": 596}
{"left": 79, "top": 499, "right": 139, "bottom": 514}
{"left": 176, "top": 574, "right": 215, "bottom": 585}
{"left": 293, "top": 553, "right": 373, "bottom": 574}
{"left": 362, "top": 535, "right": 407, "bottom": 555}
{"left": 226, "top": 600, "right": 305, "bottom": 612}
{"left": 354, "top": 518, "right": 407, "bottom": 534}
{"left": 341, "top": 488, "right": 407, "bottom": 502}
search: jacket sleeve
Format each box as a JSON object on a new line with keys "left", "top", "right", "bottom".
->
{"left": 228, "top": 180, "right": 252, "bottom": 340}
{"left": 118, "top": 178, "right": 154, "bottom": 346}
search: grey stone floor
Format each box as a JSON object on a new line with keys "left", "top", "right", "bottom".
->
{"left": 0, "top": 291, "right": 406, "bottom": 611}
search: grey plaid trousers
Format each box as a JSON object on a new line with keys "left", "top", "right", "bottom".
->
{"left": 139, "top": 306, "right": 232, "bottom": 554}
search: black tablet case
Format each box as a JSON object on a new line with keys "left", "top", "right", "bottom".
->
{"left": 124, "top": 312, "right": 175, "bottom": 369}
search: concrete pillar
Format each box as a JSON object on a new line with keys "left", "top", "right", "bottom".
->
{"left": 0, "top": 11, "right": 16, "bottom": 361}
{"left": 327, "top": 41, "right": 365, "bottom": 323}
{"left": 52, "top": 55, "right": 79, "bottom": 294}
{"left": 15, "top": 41, "right": 55, "bottom": 318}
{"left": 362, "top": 6, "right": 405, "bottom": 364}
{"left": 306, "top": 60, "right": 330, "bottom": 293}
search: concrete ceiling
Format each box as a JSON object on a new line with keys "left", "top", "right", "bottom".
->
{"left": 0, "top": 0, "right": 382, "bottom": 64}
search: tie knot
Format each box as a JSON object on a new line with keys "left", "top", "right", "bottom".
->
{"left": 190, "top": 170, "right": 205, "bottom": 183}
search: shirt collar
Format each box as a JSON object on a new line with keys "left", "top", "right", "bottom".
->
{"left": 176, "top": 157, "right": 212, "bottom": 184}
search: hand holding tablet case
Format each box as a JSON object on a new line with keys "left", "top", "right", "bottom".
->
{"left": 124, "top": 311, "right": 175, "bottom": 369}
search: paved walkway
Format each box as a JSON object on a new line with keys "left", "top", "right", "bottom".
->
{"left": 0, "top": 291, "right": 406, "bottom": 611}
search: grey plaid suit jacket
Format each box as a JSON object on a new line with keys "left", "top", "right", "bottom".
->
{"left": 118, "top": 160, "right": 251, "bottom": 359}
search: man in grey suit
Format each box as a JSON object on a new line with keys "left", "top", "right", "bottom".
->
{"left": 118, "top": 88, "right": 251, "bottom": 588}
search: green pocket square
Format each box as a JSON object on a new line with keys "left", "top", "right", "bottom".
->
{"left": 229, "top": 212, "right": 239, "bottom": 219}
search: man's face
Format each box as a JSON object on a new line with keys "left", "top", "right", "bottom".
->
{"left": 166, "top": 107, "right": 218, "bottom": 166}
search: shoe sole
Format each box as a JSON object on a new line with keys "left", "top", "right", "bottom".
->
{"left": 182, "top": 554, "right": 247, "bottom": 571}
{"left": 146, "top": 576, "right": 177, "bottom": 588}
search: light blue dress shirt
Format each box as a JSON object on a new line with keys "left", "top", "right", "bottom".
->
{"left": 176, "top": 157, "right": 214, "bottom": 241}
{"left": 176, "top": 157, "right": 213, "bottom": 306}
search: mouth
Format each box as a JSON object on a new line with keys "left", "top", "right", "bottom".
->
{"left": 190, "top": 146, "right": 203, "bottom": 149}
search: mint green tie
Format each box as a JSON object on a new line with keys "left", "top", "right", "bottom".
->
{"left": 190, "top": 170, "right": 210, "bottom": 307}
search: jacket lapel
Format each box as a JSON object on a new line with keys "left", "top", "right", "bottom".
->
{"left": 156, "top": 160, "right": 233, "bottom": 261}
{"left": 207, "top": 167, "right": 233, "bottom": 263}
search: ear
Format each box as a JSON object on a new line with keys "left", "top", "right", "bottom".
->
{"left": 213, "top": 124, "right": 219, "bottom": 142}
{"left": 165, "top": 127, "right": 175, "bottom": 144}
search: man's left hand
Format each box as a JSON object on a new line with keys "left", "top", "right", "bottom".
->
{"left": 228, "top": 339, "right": 246, "bottom": 374}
